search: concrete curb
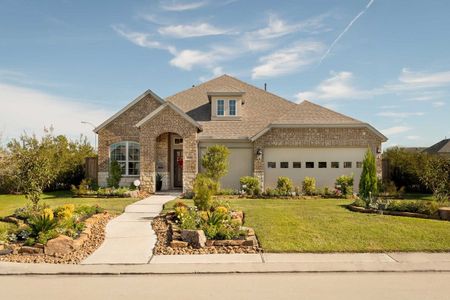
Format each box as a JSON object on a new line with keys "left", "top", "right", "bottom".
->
{"left": 1, "top": 253, "right": 450, "bottom": 275}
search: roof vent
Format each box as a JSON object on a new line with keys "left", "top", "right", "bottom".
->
{"left": 264, "top": 83, "right": 267, "bottom": 91}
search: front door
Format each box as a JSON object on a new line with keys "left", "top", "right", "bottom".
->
{"left": 173, "top": 149, "right": 183, "bottom": 188}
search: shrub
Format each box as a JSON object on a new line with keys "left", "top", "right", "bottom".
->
{"left": 28, "top": 214, "right": 57, "bottom": 237}
{"left": 201, "top": 145, "right": 230, "bottom": 183}
{"left": 419, "top": 155, "right": 450, "bottom": 202}
{"left": 37, "top": 229, "right": 59, "bottom": 244}
{"left": 351, "top": 198, "right": 367, "bottom": 208}
{"left": 107, "top": 160, "right": 122, "bottom": 188}
{"left": 335, "top": 175, "right": 354, "bottom": 197}
{"left": 240, "top": 176, "right": 261, "bottom": 196}
{"left": 74, "top": 205, "right": 104, "bottom": 218}
{"left": 276, "top": 176, "right": 293, "bottom": 195}
{"left": 302, "top": 177, "right": 316, "bottom": 195}
{"left": 55, "top": 204, "right": 75, "bottom": 221}
{"left": 217, "top": 188, "right": 239, "bottom": 195}
{"left": 264, "top": 187, "right": 280, "bottom": 197}
{"left": 386, "top": 200, "right": 441, "bottom": 216}
{"left": 359, "top": 148, "right": 378, "bottom": 201}
{"left": 177, "top": 208, "right": 199, "bottom": 230}
{"left": 193, "top": 173, "right": 218, "bottom": 210}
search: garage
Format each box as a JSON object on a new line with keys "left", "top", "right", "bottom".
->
{"left": 264, "top": 147, "right": 366, "bottom": 192}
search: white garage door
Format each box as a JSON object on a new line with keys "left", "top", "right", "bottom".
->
{"left": 264, "top": 147, "right": 366, "bottom": 192}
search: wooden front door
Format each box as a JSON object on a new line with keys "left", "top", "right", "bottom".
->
{"left": 173, "top": 149, "right": 183, "bottom": 188}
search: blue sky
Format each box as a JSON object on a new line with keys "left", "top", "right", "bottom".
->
{"left": 1, "top": 0, "right": 449, "bottom": 148}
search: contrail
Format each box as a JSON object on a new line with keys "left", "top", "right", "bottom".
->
{"left": 319, "top": 0, "right": 374, "bottom": 65}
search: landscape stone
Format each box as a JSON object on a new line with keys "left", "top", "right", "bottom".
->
{"left": 170, "top": 240, "right": 188, "bottom": 248}
{"left": 181, "top": 230, "right": 206, "bottom": 248}
{"left": 18, "top": 246, "right": 43, "bottom": 255}
{"left": 44, "top": 235, "right": 74, "bottom": 256}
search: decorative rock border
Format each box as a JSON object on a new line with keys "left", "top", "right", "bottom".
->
{"left": 0, "top": 212, "right": 113, "bottom": 264}
{"left": 347, "top": 205, "right": 448, "bottom": 220}
{"left": 152, "top": 212, "right": 262, "bottom": 255}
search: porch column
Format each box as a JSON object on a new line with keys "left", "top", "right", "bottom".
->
{"left": 182, "top": 132, "right": 198, "bottom": 193}
{"left": 140, "top": 134, "right": 156, "bottom": 193}
{"left": 253, "top": 142, "right": 265, "bottom": 191}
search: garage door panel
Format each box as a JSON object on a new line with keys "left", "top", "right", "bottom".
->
{"left": 264, "top": 148, "right": 365, "bottom": 192}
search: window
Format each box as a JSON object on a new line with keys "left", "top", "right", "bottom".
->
{"left": 344, "top": 161, "right": 352, "bottom": 168}
{"left": 356, "top": 161, "right": 363, "bottom": 168}
{"left": 229, "top": 100, "right": 236, "bottom": 116}
{"left": 293, "top": 162, "right": 301, "bottom": 168}
{"left": 110, "top": 141, "right": 140, "bottom": 176}
{"left": 280, "top": 162, "right": 288, "bottom": 168}
{"left": 306, "top": 162, "right": 314, "bottom": 168}
{"left": 268, "top": 162, "right": 276, "bottom": 168}
{"left": 217, "top": 99, "right": 224, "bottom": 116}
{"left": 174, "top": 138, "right": 183, "bottom": 145}
{"left": 331, "top": 162, "right": 339, "bottom": 168}
{"left": 318, "top": 162, "right": 327, "bottom": 168}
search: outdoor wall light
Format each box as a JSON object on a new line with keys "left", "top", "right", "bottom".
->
{"left": 256, "top": 148, "right": 263, "bottom": 160}
{"left": 376, "top": 146, "right": 382, "bottom": 154}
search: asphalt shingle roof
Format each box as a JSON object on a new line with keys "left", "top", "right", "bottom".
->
{"left": 165, "top": 74, "right": 366, "bottom": 139}
{"left": 423, "top": 139, "right": 450, "bottom": 154}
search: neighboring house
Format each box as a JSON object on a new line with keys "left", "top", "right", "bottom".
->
{"left": 423, "top": 138, "right": 450, "bottom": 158}
{"left": 94, "top": 75, "right": 387, "bottom": 193}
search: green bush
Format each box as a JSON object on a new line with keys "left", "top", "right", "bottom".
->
{"left": 302, "top": 177, "right": 316, "bottom": 195}
{"left": 107, "top": 160, "right": 122, "bottom": 188}
{"left": 28, "top": 214, "right": 57, "bottom": 237}
{"left": 216, "top": 188, "right": 239, "bottom": 195}
{"left": 193, "top": 173, "right": 218, "bottom": 210}
{"left": 276, "top": 176, "right": 293, "bottom": 195}
{"left": 386, "top": 200, "right": 441, "bottom": 216}
{"left": 359, "top": 148, "right": 378, "bottom": 200}
{"left": 335, "top": 175, "right": 354, "bottom": 197}
{"left": 240, "top": 176, "right": 261, "bottom": 196}
{"left": 264, "top": 187, "right": 280, "bottom": 197}
{"left": 351, "top": 198, "right": 367, "bottom": 208}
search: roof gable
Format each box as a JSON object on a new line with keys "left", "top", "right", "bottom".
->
{"left": 94, "top": 90, "right": 165, "bottom": 133}
{"left": 424, "top": 139, "right": 450, "bottom": 154}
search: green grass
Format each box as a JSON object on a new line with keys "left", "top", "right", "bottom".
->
{"left": 164, "top": 198, "right": 450, "bottom": 253}
{"left": 0, "top": 191, "right": 138, "bottom": 217}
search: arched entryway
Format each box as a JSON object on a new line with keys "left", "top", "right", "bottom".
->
{"left": 155, "top": 132, "right": 184, "bottom": 191}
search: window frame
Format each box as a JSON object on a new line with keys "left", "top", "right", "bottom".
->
{"left": 344, "top": 161, "right": 352, "bottom": 168}
{"left": 331, "top": 162, "right": 339, "bottom": 168}
{"left": 267, "top": 162, "right": 276, "bottom": 168}
{"left": 229, "top": 99, "right": 237, "bottom": 116}
{"left": 293, "top": 162, "right": 301, "bottom": 168}
{"left": 110, "top": 141, "right": 140, "bottom": 176}
{"left": 305, "top": 162, "right": 314, "bottom": 168}
{"left": 356, "top": 161, "right": 363, "bottom": 168}
{"left": 217, "top": 99, "right": 225, "bottom": 116}
{"left": 318, "top": 162, "right": 327, "bottom": 168}
{"left": 280, "top": 162, "right": 289, "bottom": 168}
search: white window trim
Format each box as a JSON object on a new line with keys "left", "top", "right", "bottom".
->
{"left": 229, "top": 99, "right": 237, "bottom": 116}
{"left": 110, "top": 141, "right": 140, "bottom": 177}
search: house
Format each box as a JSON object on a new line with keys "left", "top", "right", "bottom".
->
{"left": 423, "top": 138, "right": 450, "bottom": 158}
{"left": 94, "top": 75, "right": 387, "bottom": 193}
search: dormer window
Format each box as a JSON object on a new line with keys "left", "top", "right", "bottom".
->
{"left": 229, "top": 100, "right": 236, "bottom": 116}
{"left": 217, "top": 99, "right": 225, "bottom": 116}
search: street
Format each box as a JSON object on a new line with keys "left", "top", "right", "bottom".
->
{"left": 1, "top": 272, "right": 449, "bottom": 300}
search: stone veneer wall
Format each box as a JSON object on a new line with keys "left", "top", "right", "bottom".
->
{"left": 97, "top": 94, "right": 162, "bottom": 186}
{"left": 253, "top": 127, "right": 384, "bottom": 190}
{"left": 156, "top": 133, "right": 170, "bottom": 190}
{"left": 139, "top": 106, "right": 198, "bottom": 193}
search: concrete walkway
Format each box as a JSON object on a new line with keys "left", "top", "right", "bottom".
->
{"left": 81, "top": 194, "right": 177, "bottom": 265}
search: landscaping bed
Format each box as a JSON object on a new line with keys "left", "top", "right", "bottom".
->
{"left": 0, "top": 203, "right": 114, "bottom": 264}
{"left": 152, "top": 204, "right": 261, "bottom": 255}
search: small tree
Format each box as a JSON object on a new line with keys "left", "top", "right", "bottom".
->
{"left": 201, "top": 145, "right": 230, "bottom": 184}
{"left": 107, "top": 160, "right": 122, "bottom": 188}
{"left": 419, "top": 155, "right": 450, "bottom": 202}
{"left": 7, "top": 134, "right": 55, "bottom": 208}
{"left": 359, "top": 147, "right": 378, "bottom": 205}
{"left": 302, "top": 177, "right": 316, "bottom": 195}
{"left": 193, "top": 173, "right": 218, "bottom": 210}
{"left": 276, "top": 176, "right": 293, "bottom": 195}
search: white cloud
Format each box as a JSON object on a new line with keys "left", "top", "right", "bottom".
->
{"left": 381, "top": 126, "right": 412, "bottom": 136}
{"left": 0, "top": 83, "right": 112, "bottom": 143}
{"left": 432, "top": 101, "right": 446, "bottom": 107}
{"left": 158, "top": 23, "right": 230, "bottom": 38}
{"left": 320, "top": 0, "right": 374, "bottom": 64}
{"left": 376, "top": 111, "right": 425, "bottom": 118}
{"left": 160, "top": 0, "right": 208, "bottom": 11}
{"left": 399, "top": 68, "right": 450, "bottom": 87}
{"left": 169, "top": 47, "right": 235, "bottom": 70}
{"left": 251, "top": 42, "right": 324, "bottom": 79}
{"left": 112, "top": 25, "right": 176, "bottom": 54}
{"left": 406, "top": 135, "right": 421, "bottom": 140}
{"left": 296, "top": 71, "right": 368, "bottom": 101}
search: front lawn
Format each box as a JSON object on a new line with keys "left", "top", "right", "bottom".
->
{"left": 0, "top": 191, "right": 138, "bottom": 217}
{"left": 164, "top": 198, "right": 450, "bottom": 253}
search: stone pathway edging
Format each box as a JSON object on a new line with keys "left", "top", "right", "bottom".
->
{"left": 81, "top": 194, "right": 177, "bottom": 265}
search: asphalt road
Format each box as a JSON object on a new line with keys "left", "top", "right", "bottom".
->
{"left": 1, "top": 272, "right": 449, "bottom": 299}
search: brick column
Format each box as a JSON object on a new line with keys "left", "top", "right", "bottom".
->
{"left": 140, "top": 135, "right": 156, "bottom": 193}
{"left": 182, "top": 132, "right": 198, "bottom": 193}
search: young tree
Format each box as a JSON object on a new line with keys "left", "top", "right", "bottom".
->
{"left": 7, "top": 134, "right": 55, "bottom": 208}
{"left": 201, "top": 145, "right": 230, "bottom": 183}
{"left": 359, "top": 147, "right": 378, "bottom": 203}
{"left": 107, "top": 160, "right": 123, "bottom": 188}
{"left": 419, "top": 155, "right": 450, "bottom": 202}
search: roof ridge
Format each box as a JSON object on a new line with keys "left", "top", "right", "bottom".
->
{"left": 165, "top": 74, "right": 229, "bottom": 102}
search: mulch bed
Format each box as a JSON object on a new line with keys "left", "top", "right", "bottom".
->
{"left": 152, "top": 215, "right": 262, "bottom": 255}
{"left": 0, "top": 213, "right": 113, "bottom": 264}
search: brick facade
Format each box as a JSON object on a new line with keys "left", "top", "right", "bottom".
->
{"left": 139, "top": 106, "right": 198, "bottom": 193}
{"left": 252, "top": 127, "right": 383, "bottom": 189}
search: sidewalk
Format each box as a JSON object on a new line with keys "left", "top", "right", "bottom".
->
{"left": 81, "top": 194, "right": 177, "bottom": 265}
{"left": 1, "top": 252, "right": 450, "bottom": 275}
